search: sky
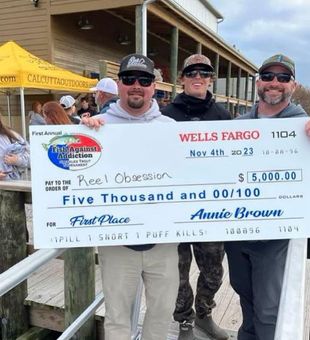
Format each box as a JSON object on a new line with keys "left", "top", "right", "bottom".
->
{"left": 209, "top": 0, "right": 310, "bottom": 87}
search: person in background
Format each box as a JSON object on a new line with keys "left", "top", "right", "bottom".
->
{"left": 225, "top": 54, "right": 308, "bottom": 340}
{"left": 28, "top": 101, "right": 46, "bottom": 125}
{"left": 0, "top": 114, "right": 30, "bottom": 180}
{"left": 161, "top": 54, "right": 230, "bottom": 340}
{"left": 81, "top": 53, "right": 179, "bottom": 340}
{"left": 77, "top": 96, "right": 97, "bottom": 118}
{"left": 42, "top": 101, "right": 72, "bottom": 125}
{"left": 59, "top": 95, "right": 80, "bottom": 124}
{"left": 90, "top": 77, "right": 118, "bottom": 114}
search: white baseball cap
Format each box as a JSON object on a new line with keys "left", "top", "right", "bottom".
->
{"left": 90, "top": 78, "right": 118, "bottom": 95}
{"left": 59, "top": 95, "right": 76, "bottom": 109}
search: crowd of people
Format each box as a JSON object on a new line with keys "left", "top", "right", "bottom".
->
{"left": 26, "top": 77, "right": 120, "bottom": 127}
{"left": 0, "top": 51, "right": 309, "bottom": 340}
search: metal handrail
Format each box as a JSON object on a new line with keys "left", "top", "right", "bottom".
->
{"left": 275, "top": 238, "right": 307, "bottom": 340}
{"left": 57, "top": 292, "right": 104, "bottom": 340}
{"left": 57, "top": 278, "right": 144, "bottom": 340}
{"left": 1, "top": 240, "right": 306, "bottom": 338}
{"left": 0, "top": 248, "right": 65, "bottom": 297}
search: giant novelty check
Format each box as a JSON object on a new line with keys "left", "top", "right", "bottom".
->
{"left": 29, "top": 117, "right": 310, "bottom": 248}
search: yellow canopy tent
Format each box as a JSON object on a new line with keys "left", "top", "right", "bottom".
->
{"left": 0, "top": 41, "right": 97, "bottom": 137}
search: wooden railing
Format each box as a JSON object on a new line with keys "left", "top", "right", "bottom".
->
{"left": 0, "top": 181, "right": 97, "bottom": 339}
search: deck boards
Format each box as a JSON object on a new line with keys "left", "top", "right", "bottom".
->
{"left": 25, "top": 255, "right": 310, "bottom": 339}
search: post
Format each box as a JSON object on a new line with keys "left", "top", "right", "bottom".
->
{"left": 99, "top": 60, "right": 107, "bottom": 78}
{"left": 196, "top": 42, "right": 202, "bottom": 54}
{"left": 213, "top": 53, "right": 220, "bottom": 97}
{"left": 245, "top": 72, "right": 249, "bottom": 102}
{"left": 226, "top": 61, "right": 231, "bottom": 112}
{"left": 0, "top": 189, "right": 28, "bottom": 339}
{"left": 170, "top": 27, "right": 179, "bottom": 99}
{"left": 64, "top": 248, "right": 96, "bottom": 339}
{"left": 236, "top": 68, "right": 241, "bottom": 116}
{"left": 251, "top": 75, "right": 256, "bottom": 103}
{"left": 20, "top": 88, "right": 26, "bottom": 140}
{"left": 135, "top": 5, "right": 143, "bottom": 54}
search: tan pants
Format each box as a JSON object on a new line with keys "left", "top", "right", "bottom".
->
{"left": 98, "top": 244, "right": 179, "bottom": 340}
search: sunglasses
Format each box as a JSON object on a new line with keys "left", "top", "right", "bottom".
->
{"left": 259, "top": 72, "right": 293, "bottom": 83}
{"left": 183, "top": 70, "right": 213, "bottom": 78}
{"left": 120, "top": 75, "right": 154, "bottom": 87}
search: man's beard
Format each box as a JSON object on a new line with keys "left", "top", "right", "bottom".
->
{"left": 128, "top": 97, "right": 144, "bottom": 109}
{"left": 127, "top": 91, "right": 144, "bottom": 109}
{"left": 258, "top": 86, "right": 292, "bottom": 105}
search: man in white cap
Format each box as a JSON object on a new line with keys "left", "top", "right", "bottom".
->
{"left": 59, "top": 95, "right": 80, "bottom": 124}
{"left": 90, "top": 77, "right": 118, "bottom": 114}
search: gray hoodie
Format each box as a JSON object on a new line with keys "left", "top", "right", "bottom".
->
{"left": 95, "top": 98, "right": 174, "bottom": 251}
{"left": 95, "top": 99, "right": 175, "bottom": 124}
{"left": 238, "top": 102, "right": 307, "bottom": 120}
{"left": 237, "top": 102, "right": 307, "bottom": 245}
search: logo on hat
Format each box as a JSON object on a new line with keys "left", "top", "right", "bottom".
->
{"left": 127, "top": 56, "right": 148, "bottom": 70}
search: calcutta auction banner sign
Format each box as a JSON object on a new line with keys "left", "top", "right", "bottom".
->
{"left": 29, "top": 118, "right": 310, "bottom": 249}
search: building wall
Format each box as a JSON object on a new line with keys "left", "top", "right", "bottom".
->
{"left": 51, "top": 11, "right": 136, "bottom": 76}
{"left": 168, "top": 0, "right": 219, "bottom": 32}
{"left": 49, "top": 0, "right": 141, "bottom": 14}
{"left": 0, "top": 0, "right": 50, "bottom": 59}
{"left": 0, "top": 0, "right": 52, "bottom": 134}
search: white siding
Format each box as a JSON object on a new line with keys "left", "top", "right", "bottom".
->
{"left": 168, "top": 0, "right": 219, "bottom": 32}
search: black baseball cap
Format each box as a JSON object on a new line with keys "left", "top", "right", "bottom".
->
{"left": 118, "top": 53, "right": 155, "bottom": 78}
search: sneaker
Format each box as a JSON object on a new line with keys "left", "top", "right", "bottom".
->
{"left": 195, "top": 314, "right": 229, "bottom": 340}
{"left": 178, "top": 321, "right": 195, "bottom": 340}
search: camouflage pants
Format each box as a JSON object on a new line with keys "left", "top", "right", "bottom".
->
{"left": 173, "top": 242, "right": 225, "bottom": 323}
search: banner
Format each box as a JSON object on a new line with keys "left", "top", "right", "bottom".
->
{"left": 29, "top": 117, "right": 310, "bottom": 248}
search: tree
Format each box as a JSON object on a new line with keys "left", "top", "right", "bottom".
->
{"left": 292, "top": 84, "right": 310, "bottom": 115}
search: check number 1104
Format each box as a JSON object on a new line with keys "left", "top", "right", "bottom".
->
{"left": 271, "top": 130, "right": 296, "bottom": 138}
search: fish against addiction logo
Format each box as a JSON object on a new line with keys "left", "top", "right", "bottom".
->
{"left": 43, "top": 134, "right": 102, "bottom": 170}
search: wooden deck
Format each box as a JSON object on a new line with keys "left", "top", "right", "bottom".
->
{"left": 24, "top": 256, "right": 310, "bottom": 340}
{"left": 24, "top": 205, "right": 310, "bottom": 339}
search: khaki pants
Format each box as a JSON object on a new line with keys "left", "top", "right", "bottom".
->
{"left": 98, "top": 244, "right": 179, "bottom": 340}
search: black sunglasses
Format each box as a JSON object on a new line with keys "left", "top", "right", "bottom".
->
{"left": 120, "top": 75, "right": 154, "bottom": 87}
{"left": 259, "top": 72, "right": 293, "bottom": 83}
{"left": 183, "top": 70, "right": 213, "bottom": 78}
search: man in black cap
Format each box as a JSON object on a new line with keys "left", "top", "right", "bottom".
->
{"left": 82, "top": 53, "right": 179, "bottom": 340}
{"left": 225, "top": 54, "right": 308, "bottom": 340}
{"left": 162, "top": 54, "right": 230, "bottom": 340}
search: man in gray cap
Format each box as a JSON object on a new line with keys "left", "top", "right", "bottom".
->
{"left": 225, "top": 53, "right": 308, "bottom": 340}
{"left": 162, "top": 54, "right": 230, "bottom": 340}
